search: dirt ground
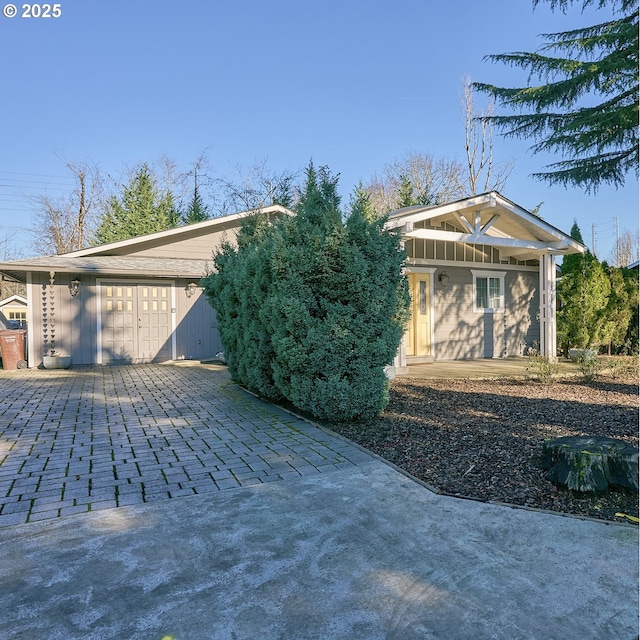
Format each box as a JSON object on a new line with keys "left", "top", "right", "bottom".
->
{"left": 327, "top": 364, "right": 639, "bottom": 523}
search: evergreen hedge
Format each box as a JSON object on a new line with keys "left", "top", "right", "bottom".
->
{"left": 558, "top": 222, "right": 639, "bottom": 356}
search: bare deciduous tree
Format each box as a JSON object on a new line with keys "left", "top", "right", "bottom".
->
{"left": 30, "top": 160, "right": 103, "bottom": 255}
{"left": 215, "top": 160, "right": 298, "bottom": 214}
{"left": 608, "top": 229, "right": 639, "bottom": 267}
{"left": 363, "top": 80, "right": 514, "bottom": 218}
{"left": 0, "top": 232, "right": 26, "bottom": 299}
{"left": 364, "top": 152, "right": 467, "bottom": 217}
{"left": 154, "top": 154, "right": 186, "bottom": 204}
{"left": 181, "top": 150, "right": 217, "bottom": 223}
{"left": 0, "top": 231, "right": 24, "bottom": 261}
{"left": 462, "top": 75, "right": 513, "bottom": 195}
{"left": 0, "top": 275, "right": 25, "bottom": 301}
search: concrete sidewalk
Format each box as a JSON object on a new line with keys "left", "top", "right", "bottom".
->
{"left": 0, "top": 364, "right": 637, "bottom": 639}
{"left": 405, "top": 356, "right": 581, "bottom": 379}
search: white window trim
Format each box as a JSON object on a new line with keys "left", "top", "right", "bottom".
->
{"left": 470, "top": 269, "right": 506, "bottom": 314}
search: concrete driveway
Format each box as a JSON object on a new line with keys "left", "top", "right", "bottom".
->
{"left": 0, "top": 364, "right": 637, "bottom": 639}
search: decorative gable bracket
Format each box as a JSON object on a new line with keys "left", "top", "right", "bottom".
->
{"left": 403, "top": 227, "right": 571, "bottom": 253}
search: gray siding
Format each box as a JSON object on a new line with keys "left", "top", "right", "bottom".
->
{"left": 174, "top": 281, "right": 222, "bottom": 361}
{"left": 505, "top": 270, "right": 539, "bottom": 355}
{"left": 27, "top": 264, "right": 539, "bottom": 367}
{"left": 28, "top": 274, "right": 221, "bottom": 367}
{"left": 102, "top": 222, "right": 242, "bottom": 260}
{"left": 29, "top": 271, "right": 99, "bottom": 367}
{"left": 431, "top": 266, "right": 539, "bottom": 361}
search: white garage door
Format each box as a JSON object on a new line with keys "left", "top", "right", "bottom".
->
{"left": 100, "top": 282, "right": 174, "bottom": 363}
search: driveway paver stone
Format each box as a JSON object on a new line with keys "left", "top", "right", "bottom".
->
{"left": 0, "top": 364, "right": 372, "bottom": 527}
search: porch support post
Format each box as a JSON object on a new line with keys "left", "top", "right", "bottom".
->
{"left": 392, "top": 334, "right": 408, "bottom": 376}
{"left": 539, "top": 253, "right": 557, "bottom": 360}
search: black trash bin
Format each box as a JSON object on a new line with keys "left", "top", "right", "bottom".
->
{"left": 0, "top": 330, "right": 27, "bottom": 369}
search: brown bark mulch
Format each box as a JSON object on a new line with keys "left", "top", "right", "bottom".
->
{"left": 326, "top": 373, "right": 639, "bottom": 523}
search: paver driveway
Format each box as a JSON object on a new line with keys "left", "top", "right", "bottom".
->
{"left": 1, "top": 363, "right": 638, "bottom": 639}
{"left": 0, "top": 364, "right": 373, "bottom": 527}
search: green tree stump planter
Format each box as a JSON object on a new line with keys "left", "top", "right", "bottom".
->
{"left": 542, "top": 436, "right": 639, "bottom": 494}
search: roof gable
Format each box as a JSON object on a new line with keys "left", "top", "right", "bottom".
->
{"left": 64, "top": 204, "right": 293, "bottom": 258}
{"left": 0, "top": 205, "right": 293, "bottom": 280}
{"left": 387, "top": 191, "right": 585, "bottom": 260}
{"left": 0, "top": 294, "right": 27, "bottom": 307}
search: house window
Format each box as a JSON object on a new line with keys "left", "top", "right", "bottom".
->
{"left": 471, "top": 270, "right": 506, "bottom": 313}
{"left": 419, "top": 280, "right": 427, "bottom": 314}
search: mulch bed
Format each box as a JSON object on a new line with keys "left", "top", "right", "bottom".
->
{"left": 326, "top": 374, "right": 639, "bottom": 523}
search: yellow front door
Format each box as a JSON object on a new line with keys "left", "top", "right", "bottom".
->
{"left": 406, "top": 273, "right": 431, "bottom": 357}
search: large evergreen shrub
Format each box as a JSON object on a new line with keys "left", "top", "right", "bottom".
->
{"left": 203, "top": 214, "right": 283, "bottom": 400}
{"left": 202, "top": 164, "right": 410, "bottom": 422}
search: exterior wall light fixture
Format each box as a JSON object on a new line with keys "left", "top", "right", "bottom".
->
{"left": 69, "top": 279, "right": 81, "bottom": 297}
{"left": 185, "top": 282, "right": 198, "bottom": 298}
{"left": 438, "top": 271, "right": 450, "bottom": 288}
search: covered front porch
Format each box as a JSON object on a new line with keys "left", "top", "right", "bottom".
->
{"left": 386, "top": 192, "right": 585, "bottom": 373}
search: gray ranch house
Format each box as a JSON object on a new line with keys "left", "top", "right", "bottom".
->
{"left": 0, "top": 192, "right": 583, "bottom": 370}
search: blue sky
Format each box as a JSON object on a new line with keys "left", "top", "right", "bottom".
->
{"left": 1, "top": 0, "right": 637, "bottom": 261}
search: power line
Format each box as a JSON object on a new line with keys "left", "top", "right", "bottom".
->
{"left": 0, "top": 170, "right": 76, "bottom": 181}
{"left": 591, "top": 216, "right": 625, "bottom": 263}
{"left": 0, "top": 185, "right": 72, "bottom": 193}
{"left": 0, "top": 194, "right": 60, "bottom": 202}
{"left": 0, "top": 180, "right": 75, "bottom": 189}
{"left": 0, "top": 172, "right": 77, "bottom": 211}
{"left": 591, "top": 217, "right": 616, "bottom": 256}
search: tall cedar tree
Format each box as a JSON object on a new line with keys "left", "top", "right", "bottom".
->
{"left": 599, "top": 265, "right": 637, "bottom": 353}
{"left": 558, "top": 253, "right": 611, "bottom": 353}
{"left": 558, "top": 222, "right": 610, "bottom": 353}
{"left": 474, "top": 0, "right": 638, "bottom": 192}
{"left": 205, "top": 213, "right": 282, "bottom": 398}
{"left": 558, "top": 221, "right": 638, "bottom": 354}
{"left": 95, "top": 164, "right": 180, "bottom": 244}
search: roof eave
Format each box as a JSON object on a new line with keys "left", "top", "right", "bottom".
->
{"left": 63, "top": 204, "right": 293, "bottom": 257}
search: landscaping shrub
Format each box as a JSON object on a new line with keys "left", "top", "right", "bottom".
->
{"left": 526, "top": 353, "right": 560, "bottom": 384}
{"left": 576, "top": 350, "right": 602, "bottom": 383}
{"left": 202, "top": 164, "right": 410, "bottom": 422}
{"left": 202, "top": 214, "right": 283, "bottom": 401}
